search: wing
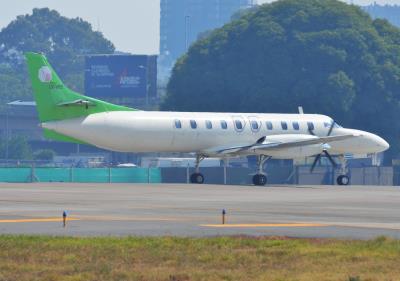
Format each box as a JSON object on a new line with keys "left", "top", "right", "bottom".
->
{"left": 204, "top": 134, "right": 358, "bottom": 156}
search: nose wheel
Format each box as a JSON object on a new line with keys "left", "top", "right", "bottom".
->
{"left": 337, "top": 175, "right": 350, "bottom": 186}
{"left": 337, "top": 156, "right": 350, "bottom": 185}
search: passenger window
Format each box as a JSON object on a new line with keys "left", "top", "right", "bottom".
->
{"left": 266, "top": 121, "right": 273, "bottom": 130}
{"left": 234, "top": 120, "right": 243, "bottom": 131}
{"left": 190, "top": 120, "right": 197, "bottom": 129}
{"left": 281, "top": 121, "right": 288, "bottom": 130}
{"left": 292, "top": 121, "right": 300, "bottom": 130}
{"left": 205, "top": 120, "right": 212, "bottom": 129}
{"left": 307, "top": 122, "right": 314, "bottom": 131}
{"left": 220, "top": 120, "right": 228, "bottom": 129}
{"left": 250, "top": 120, "right": 259, "bottom": 132}
{"left": 174, "top": 119, "right": 182, "bottom": 129}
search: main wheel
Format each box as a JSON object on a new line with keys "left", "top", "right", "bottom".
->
{"left": 252, "top": 174, "right": 267, "bottom": 186}
{"left": 190, "top": 173, "right": 204, "bottom": 184}
{"left": 337, "top": 175, "right": 350, "bottom": 186}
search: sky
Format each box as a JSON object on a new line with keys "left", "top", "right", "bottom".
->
{"left": 1, "top": 0, "right": 400, "bottom": 55}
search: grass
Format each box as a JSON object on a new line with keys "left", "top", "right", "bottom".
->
{"left": 0, "top": 235, "right": 399, "bottom": 281}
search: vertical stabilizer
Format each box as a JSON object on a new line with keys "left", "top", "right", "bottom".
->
{"left": 25, "top": 52, "right": 134, "bottom": 122}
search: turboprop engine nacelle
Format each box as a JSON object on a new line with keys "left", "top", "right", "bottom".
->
{"left": 256, "top": 134, "right": 325, "bottom": 159}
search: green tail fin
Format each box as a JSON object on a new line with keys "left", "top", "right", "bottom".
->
{"left": 25, "top": 52, "right": 135, "bottom": 123}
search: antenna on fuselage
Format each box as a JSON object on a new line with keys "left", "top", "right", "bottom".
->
{"left": 298, "top": 106, "right": 304, "bottom": 114}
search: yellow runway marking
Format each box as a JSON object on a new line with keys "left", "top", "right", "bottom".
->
{"left": 77, "top": 215, "right": 182, "bottom": 222}
{"left": 0, "top": 218, "right": 80, "bottom": 223}
{"left": 200, "top": 223, "right": 327, "bottom": 228}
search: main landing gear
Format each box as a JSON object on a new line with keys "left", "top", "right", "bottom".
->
{"left": 336, "top": 155, "right": 350, "bottom": 186}
{"left": 253, "top": 174, "right": 267, "bottom": 186}
{"left": 252, "top": 155, "right": 271, "bottom": 186}
{"left": 190, "top": 155, "right": 205, "bottom": 184}
{"left": 337, "top": 175, "right": 350, "bottom": 185}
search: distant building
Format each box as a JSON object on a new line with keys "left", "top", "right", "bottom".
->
{"left": 363, "top": 4, "right": 400, "bottom": 27}
{"left": 84, "top": 54, "right": 157, "bottom": 108}
{"left": 159, "top": 0, "right": 254, "bottom": 78}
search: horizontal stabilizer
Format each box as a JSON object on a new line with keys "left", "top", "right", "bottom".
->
{"left": 57, "top": 99, "right": 96, "bottom": 107}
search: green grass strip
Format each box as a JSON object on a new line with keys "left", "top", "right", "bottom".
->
{"left": 0, "top": 235, "right": 399, "bottom": 281}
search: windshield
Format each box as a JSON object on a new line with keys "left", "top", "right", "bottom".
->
{"left": 333, "top": 121, "right": 342, "bottom": 128}
{"left": 324, "top": 120, "right": 342, "bottom": 128}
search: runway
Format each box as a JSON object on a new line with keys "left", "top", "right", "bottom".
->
{"left": 0, "top": 183, "right": 399, "bottom": 239}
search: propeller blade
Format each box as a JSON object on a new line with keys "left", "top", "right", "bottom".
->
{"left": 310, "top": 154, "right": 321, "bottom": 173}
{"left": 327, "top": 120, "right": 335, "bottom": 136}
{"left": 323, "top": 150, "right": 337, "bottom": 168}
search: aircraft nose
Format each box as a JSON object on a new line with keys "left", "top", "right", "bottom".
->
{"left": 370, "top": 134, "right": 390, "bottom": 152}
{"left": 379, "top": 136, "right": 390, "bottom": 151}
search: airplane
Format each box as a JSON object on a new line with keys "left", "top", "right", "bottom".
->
{"left": 25, "top": 52, "right": 390, "bottom": 186}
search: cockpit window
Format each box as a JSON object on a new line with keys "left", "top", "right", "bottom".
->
{"left": 324, "top": 120, "right": 342, "bottom": 128}
{"left": 334, "top": 122, "right": 342, "bottom": 128}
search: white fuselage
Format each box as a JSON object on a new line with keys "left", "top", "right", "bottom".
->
{"left": 42, "top": 111, "right": 389, "bottom": 158}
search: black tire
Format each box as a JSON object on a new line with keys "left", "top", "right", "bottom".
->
{"left": 252, "top": 174, "right": 267, "bottom": 186}
{"left": 337, "top": 175, "right": 350, "bottom": 186}
{"left": 190, "top": 173, "right": 204, "bottom": 184}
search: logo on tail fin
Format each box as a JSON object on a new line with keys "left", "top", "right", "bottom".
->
{"left": 38, "top": 66, "right": 52, "bottom": 82}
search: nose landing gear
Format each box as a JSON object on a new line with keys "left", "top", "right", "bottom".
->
{"left": 336, "top": 155, "right": 350, "bottom": 186}
{"left": 190, "top": 172, "right": 204, "bottom": 184}
{"left": 252, "top": 174, "right": 267, "bottom": 185}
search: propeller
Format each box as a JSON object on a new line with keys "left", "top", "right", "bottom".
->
{"left": 309, "top": 120, "right": 337, "bottom": 172}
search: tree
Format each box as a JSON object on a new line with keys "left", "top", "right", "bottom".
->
{"left": 0, "top": 8, "right": 115, "bottom": 108}
{"left": 162, "top": 0, "right": 400, "bottom": 158}
{"left": 0, "top": 65, "right": 31, "bottom": 110}
{"left": 33, "top": 149, "right": 56, "bottom": 161}
{"left": 0, "top": 136, "right": 32, "bottom": 160}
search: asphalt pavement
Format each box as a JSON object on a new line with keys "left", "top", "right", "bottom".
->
{"left": 0, "top": 183, "right": 399, "bottom": 239}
